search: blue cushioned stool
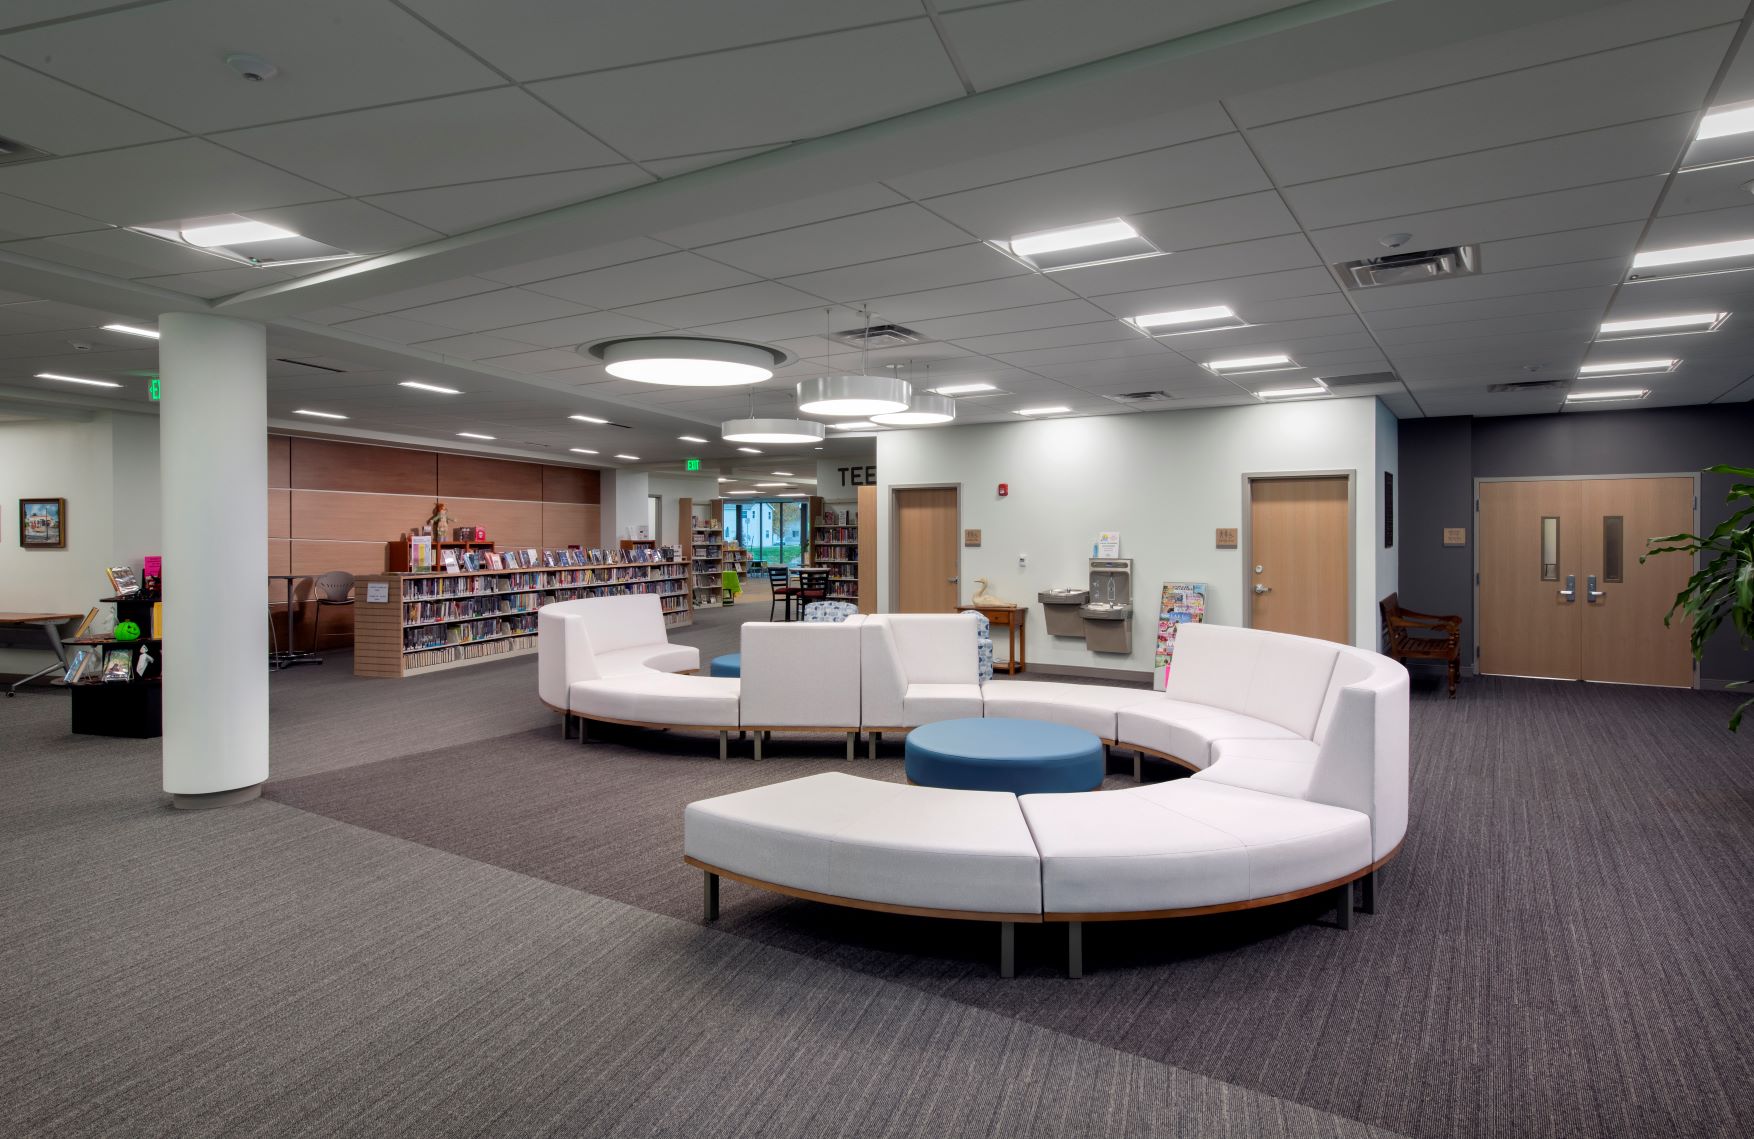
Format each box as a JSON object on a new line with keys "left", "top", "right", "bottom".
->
{"left": 708, "top": 653, "right": 741, "bottom": 678}
{"left": 905, "top": 717, "right": 1104, "bottom": 795}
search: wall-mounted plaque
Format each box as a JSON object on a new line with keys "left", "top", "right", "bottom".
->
{"left": 1215, "top": 527, "right": 1238, "bottom": 549}
{"left": 964, "top": 529, "right": 982, "bottom": 547}
{"left": 1442, "top": 527, "right": 1467, "bottom": 547}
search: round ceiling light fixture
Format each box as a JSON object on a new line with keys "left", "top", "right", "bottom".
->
{"left": 582, "top": 336, "right": 788, "bottom": 387}
{"left": 871, "top": 391, "right": 955, "bottom": 426}
{"left": 720, "top": 417, "right": 827, "bottom": 444}
{"left": 795, "top": 374, "right": 911, "bottom": 416}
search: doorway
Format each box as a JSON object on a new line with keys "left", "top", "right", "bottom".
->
{"left": 893, "top": 486, "right": 959, "bottom": 612}
{"left": 1477, "top": 476, "right": 1695, "bottom": 686}
{"left": 1245, "top": 474, "right": 1351, "bottom": 643}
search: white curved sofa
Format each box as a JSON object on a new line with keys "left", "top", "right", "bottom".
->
{"left": 535, "top": 599, "right": 1408, "bottom": 974}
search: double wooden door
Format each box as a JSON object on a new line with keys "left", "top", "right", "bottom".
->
{"left": 1477, "top": 477, "right": 1694, "bottom": 686}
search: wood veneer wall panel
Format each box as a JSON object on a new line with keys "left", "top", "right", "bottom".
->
{"left": 289, "top": 490, "right": 429, "bottom": 542}
{"left": 289, "top": 539, "right": 390, "bottom": 578}
{"left": 542, "top": 465, "right": 600, "bottom": 504}
{"left": 268, "top": 489, "right": 290, "bottom": 538}
{"left": 444, "top": 498, "right": 542, "bottom": 549}
{"left": 438, "top": 453, "right": 543, "bottom": 501}
{"left": 290, "top": 437, "right": 437, "bottom": 494}
{"left": 541, "top": 502, "right": 598, "bottom": 548}
{"left": 268, "top": 435, "right": 290, "bottom": 489}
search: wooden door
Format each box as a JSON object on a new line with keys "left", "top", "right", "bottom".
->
{"left": 1478, "top": 480, "right": 1584, "bottom": 680}
{"left": 894, "top": 487, "right": 959, "bottom": 612}
{"left": 1579, "top": 477, "right": 1694, "bottom": 686}
{"left": 1248, "top": 476, "right": 1349, "bottom": 643}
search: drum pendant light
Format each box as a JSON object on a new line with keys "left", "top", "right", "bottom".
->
{"left": 795, "top": 306, "right": 911, "bottom": 415}
{"left": 720, "top": 418, "right": 826, "bottom": 444}
{"left": 583, "top": 336, "right": 784, "bottom": 386}
{"left": 871, "top": 391, "right": 955, "bottom": 425}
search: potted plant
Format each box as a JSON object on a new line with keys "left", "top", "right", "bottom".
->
{"left": 1644, "top": 464, "right": 1753, "bottom": 730}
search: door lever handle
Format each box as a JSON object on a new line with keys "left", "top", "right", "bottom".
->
{"left": 1586, "top": 573, "right": 1605, "bottom": 602}
{"left": 1558, "top": 573, "right": 1576, "bottom": 601}
{"left": 1253, "top": 583, "right": 1271, "bottom": 595}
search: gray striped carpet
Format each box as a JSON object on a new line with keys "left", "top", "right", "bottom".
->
{"left": 6, "top": 598, "right": 1752, "bottom": 1136}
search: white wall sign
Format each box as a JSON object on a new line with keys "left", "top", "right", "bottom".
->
{"left": 365, "top": 581, "right": 389, "bottom": 603}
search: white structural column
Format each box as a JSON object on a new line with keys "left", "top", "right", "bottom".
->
{"left": 158, "top": 313, "right": 270, "bottom": 807}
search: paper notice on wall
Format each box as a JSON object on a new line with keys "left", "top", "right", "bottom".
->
{"left": 1153, "top": 582, "right": 1207, "bottom": 691}
{"left": 366, "top": 581, "right": 390, "bottom": 603}
{"left": 1095, "top": 531, "right": 1121, "bottom": 558}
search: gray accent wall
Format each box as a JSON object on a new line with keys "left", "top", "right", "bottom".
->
{"left": 1398, "top": 405, "right": 1754, "bottom": 685}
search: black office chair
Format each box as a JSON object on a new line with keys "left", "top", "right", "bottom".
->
{"left": 766, "top": 566, "right": 798, "bottom": 621}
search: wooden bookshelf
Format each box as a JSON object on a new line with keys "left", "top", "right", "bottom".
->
{"left": 682, "top": 496, "right": 724, "bottom": 609}
{"left": 353, "top": 555, "right": 689, "bottom": 678}
{"left": 808, "top": 485, "right": 876, "bottom": 612}
{"left": 723, "top": 541, "right": 750, "bottom": 578}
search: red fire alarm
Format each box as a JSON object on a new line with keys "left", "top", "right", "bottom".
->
{"left": 997, "top": 483, "right": 1009, "bottom": 497}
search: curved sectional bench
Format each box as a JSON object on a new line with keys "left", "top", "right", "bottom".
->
{"left": 538, "top": 597, "right": 1409, "bottom": 975}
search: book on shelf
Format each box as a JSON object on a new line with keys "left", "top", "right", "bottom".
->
{"left": 63, "top": 648, "right": 94, "bottom": 684}
{"left": 105, "top": 565, "right": 140, "bottom": 596}
{"left": 101, "top": 646, "right": 134, "bottom": 682}
{"left": 71, "top": 607, "right": 100, "bottom": 639}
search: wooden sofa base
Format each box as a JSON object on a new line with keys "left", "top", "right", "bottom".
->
{"left": 1120, "top": 743, "right": 1201, "bottom": 778}
{"left": 687, "top": 841, "right": 1402, "bottom": 978}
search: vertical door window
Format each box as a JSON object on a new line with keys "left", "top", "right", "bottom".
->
{"left": 1540, "top": 516, "right": 1560, "bottom": 581}
{"left": 1602, "top": 516, "right": 1624, "bottom": 583}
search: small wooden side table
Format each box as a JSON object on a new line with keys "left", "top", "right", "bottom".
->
{"left": 958, "top": 604, "right": 1027, "bottom": 674}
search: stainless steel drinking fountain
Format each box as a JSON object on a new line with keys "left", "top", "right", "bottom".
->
{"left": 1037, "top": 586, "right": 1089, "bottom": 636}
{"left": 1080, "top": 558, "right": 1133, "bottom": 654}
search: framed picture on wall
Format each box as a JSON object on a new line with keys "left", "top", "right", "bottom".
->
{"left": 19, "top": 498, "right": 66, "bottom": 548}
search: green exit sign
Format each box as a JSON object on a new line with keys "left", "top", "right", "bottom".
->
{"left": 685, "top": 458, "right": 701, "bottom": 471}
{"left": 148, "top": 377, "right": 161, "bottom": 401}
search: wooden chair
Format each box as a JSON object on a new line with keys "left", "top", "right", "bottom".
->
{"left": 1380, "top": 592, "right": 1462, "bottom": 698}
{"left": 766, "top": 566, "right": 798, "bottom": 622}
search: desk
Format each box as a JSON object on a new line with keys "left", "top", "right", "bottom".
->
{"left": 0, "top": 612, "right": 82, "bottom": 695}
{"left": 958, "top": 604, "right": 1027, "bottom": 674}
{"left": 268, "top": 574, "right": 321, "bottom": 670}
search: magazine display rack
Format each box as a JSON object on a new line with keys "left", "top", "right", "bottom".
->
{"left": 65, "top": 577, "right": 163, "bottom": 738}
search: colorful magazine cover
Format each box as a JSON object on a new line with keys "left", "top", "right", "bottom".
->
{"left": 1153, "top": 582, "right": 1207, "bottom": 691}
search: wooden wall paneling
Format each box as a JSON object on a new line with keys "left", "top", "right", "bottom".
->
{"left": 289, "top": 490, "right": 430, "bottom": 542}
{"left": 443, "top": 498, "right": 543, "bottom": 549}
{"left": 290, "top": 437, "right": 437, "bottom": 494}
{"left": 289, "top": 539, "right": 392, "bottom": 578}
{"left": 268, "top": 489, "right": 290, "bottom": 538}
{"left": 541, "top": 502, "right": 599, "bottom": 548}
{"left": 438, "top": 453, "right": 543, "bottom": 501}
{"left": 268, "top": 434, "right": 290, "bottom": 489}
{"left": 857, "top": 484, "right": 878, "bottom": 614}
{"left": 542, "top": 464, "right": 600, "bottom": 504}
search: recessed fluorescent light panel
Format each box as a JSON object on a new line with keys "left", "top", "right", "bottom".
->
{"left": 995, "top": 218, "right": 1165, "bottom": 273}
{"left": 1578, "top": 359, "right": 1678, "bottom": 378}
{"left": 615, "top": 454, "right": 640, "bottom": 461}
{"left": 101, "top": 323, "right": 159, "bottom": 339}
{"left": 1127, "top": 305, "right": 1246, "bottom": 337}
{"left": 737, "top": 447, "right": 762, "bottom": 453}
{"left": 776, "top": 493, "right": 806, "bottom": 498}
{"left": 399, "top": 380, "right": 461, "bottom": 394}
{"left": 1696, "top": 101, "right": 1754, "bottom": 141}
{"left": 754, "top": 483, "right": 788, "bottom": 488}
{"left": 1595, "top": 312, "right": 1727, "bottom": 341}
{"left": 725, "top": 490, "right": 757, "bottom": 495}
{"left": 1204, "top": 354, "right": 1298, "bottom": 376}
{"left": 457, "top": 432, "right": 495, "bottom": 440}
{"left": 1256, "top": 383, "right": 1329, "bottom": 400}
{"left": 569, "top": 414, "right": 608, "bottom": 424}
{"left": 1014, "top": 405, "right": 1071, "bottom": 416}
{"left": 1567, "top": 389, "right": 1650, "bottom": 403}
{"left": 1628, "top": 237, "right": 1754, "bottom": 282}
{"left": 293, "top": 409, "right": 348, "bottom": 419}
{"left": 36, "top": 372, "right": 120, "bottom": 388}
{"left": 771, "top": 471, "right": 793, "bottom": 476}
{"left": 930, "top": 382, "right": 998, "bottom": 396}
{"left": 677, "top": 435, "right": 708, "bottom": 443}
{"left": 570, "top": 448, "right": 598, "bottom": 455}
{"left": 131, "top": 213, "right": 355, "bottom": 267}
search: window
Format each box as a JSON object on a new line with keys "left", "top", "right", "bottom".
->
{"left": 722, "top": 500, "right": 808, "bottom": 567}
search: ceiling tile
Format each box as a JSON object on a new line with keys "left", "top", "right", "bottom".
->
{"left": 411, "top": 332, "right": 549, "bottom": 359}
{"left": 216, "top": 88, "right": 625, "bottom": 196}
{"left": 0, "top": 193, "right": 109, "bottom": 241}
{"left": 0, "top": 0, "right": 505, "bottom": 133}
{"left": 479, "top": 347, "right": 596, "bottom": 374}
{"left": 136, "top": 265, "right": 300, "bottom": 298}
{"left": 617, "top": 282, "right": 825, "bottom": 329}
{"left": 524, "top": 252, "right": 757, "bottom": 308}
{"left": 921, "top": 134, "right": 1271, "bottom": 240}
{"left": 239, "top": 199, "right": 443, "bottom": 255}
{"left": 1051, "top": 233, "right": 1322, "bottom": 298}
{"left": 351, "top": 276, "right": 514, "bottom": 315}
{"left": 696, "top": 205, "right": 972, "bottom": 279}
{"left": 0, "top": 137, "right": 337, "bottom": 226}
{"left": 528, "top": 20, "right": 964, "bottom": 160}
{"left": 781, "top": 243, "right": 1027, "bottom": 303}
{"left": 363, "top": 166, "right": 654, "bottom": 236}
{"left": 491, "top": 311, "right": 671, "bottom": 349}
{"left": 0, "top": 57, "right": 182, "bottom": 154}
{"left": 642, "top": 146, "right": 785, "bottom": 177}
{"left": 393, "top": 287, "right": 586, "bottom": 333}
{"left": 1088, "top": 264, "right": 1339, "bottom": 318}
{"left": 2, "top": 228, "right": 229, "bottom": 277}
{"left": 478, "top": 239, "right": 676, "bottom": 287}
{"left": 909, "top": 299, "right": 1113, "bottom": 340}
{"left": 950, "top": 320, "right": 1141, "bottom": 356}
{"left": 0, "top": 0, "right": 125, "bottom": 29}
{"left": 866, "top": 274, "right": 1076, "bottom": 323}
{"left": 653, "top": 184, "right": 906, "bottom": 249}
{"left": 333, "top": 313, "right": 461, "bottom": 345}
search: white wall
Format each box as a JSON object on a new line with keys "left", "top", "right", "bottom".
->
{"left": 648, "top": 472, "right": 721, "bottom": 540}
{"left": 875, "top": 398, "right": 1391, "bottom": 674}
{"left": 598, "top": 469, "right": 649, "bottom": 545}
{"left": 1, "top": 411, "right": 163, "bottom": 671}
{"left": 816, "top": 456, "right": 873, "bottom": 508}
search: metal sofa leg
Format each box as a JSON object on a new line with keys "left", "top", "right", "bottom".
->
{"left": 561, "top": 713, "right": 571, "bottom": 740}
{"left": 1133, "top": 752, "right": 1142, "bottom": 782}
{"left": 1335, "top": 881, "right": 1354, "bottom": 930}
{"left": 868, "top": 731, "right": 880, "bottom": 761}
{"left": 719, "top": 731, "right": 728, "bottom": 761}
{"left": 703, "top": 871, "right": 719, "bottom": 922}
{"left": 1067, "top": 922, "right": 1083, "bottom": 979}
{"left": 753, "top": 732, "right": 762, "bottom": 761}
{"left": 1359, "top": 870, "right": 1376, "bottom": 914}
{"left": 579, "top": 717, "right": 591, "bottom": 745}
{"left": 846, "top": 731, "right": 856, "bottom": 763}
{"left": 1000, "top": 921, "right": 1015, "bottom": 978}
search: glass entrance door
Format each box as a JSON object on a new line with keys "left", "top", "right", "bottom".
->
{"left": 722, "top": 500, "right": 807, "bottom": 567}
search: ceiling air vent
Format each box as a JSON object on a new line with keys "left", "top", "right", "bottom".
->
{"left": 1103, "top": 390, "right": 1175, "bottom": 404}
{"left": 1335, "top": 245, "right": 1479, "bottom": 290}
{"left": 1487, "top": 380, "right": 1568, "bottom": 393}
{"left": 832, "top": 323, "right": 922, "bottom": 349}
{"left": 0, "top": 134, "right": 52, "bottom": 166}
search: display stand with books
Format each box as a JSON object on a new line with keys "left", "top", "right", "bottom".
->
{"left": 680, "top": 497, "right": 723, "bottom": 612}
{"left": 353, "top": 543, "right": 689, "bottom": 678}
{"left": 813, "top": 507, "right": 860, "bottom": 604}
{"left": 65, "top": 562, "right": 164, "bottom": 737}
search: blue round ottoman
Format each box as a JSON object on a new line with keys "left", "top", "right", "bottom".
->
{"left": 905, "top": 718, "right": 1104, "bottom": 794}
{"left": 708, "top": 653, "right": 741, "bottom": 678}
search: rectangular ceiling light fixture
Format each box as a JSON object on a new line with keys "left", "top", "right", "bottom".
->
{"left": 1578, "top": 358, "right": 1678, "bottom": 378}
{"left": 677, "top": 435, "right": 708, "bottom": 443}
{"left": 615, "top": 453, "right": 640, "bottom": 460}
{"left": 131, "top": 213, "right": 355, "bottom": 268}
{"left": 1629, "top": 237, "right": 1754, "bottom": 281}
{"left": 1696, "top": 101, "right": 1754, "bottom": 140}
{"left": 1595, "top": 313, "right": 1726, "bottom": 341}
{"left": 1014, "top": 405, "right": 1071, "bottom": 416}
{"left": 102, "top": 323, "right": 159, "bottom": 339}
{"left": 737, "top": 446, "right": 762, "bottom": 453}
{"left": 995, "top": 217, "right": 1165, "bottom": 273}
{"left": 293, "top": 408, "right": 348, "bottom": 419}
{"left": 754, "top": 482, "right": 788, "bottom": 487}
{"left": 457, "top": 431, "right": 496, "bottom": 440}
{"left": 1204, "top": 354, "right": 1298, "bottom": 376}
{"left": 400, "top": 380, "right": 461, "bottom": 394}
{"left": 1127, "top": 305, "right": 1246, "bottom": 336}
{"left": 1566, "top": 388, "right": 1650, "bottom": 403}
{"left": 36, "top": 371, "right": 120, "bottom": 388}
{"left": 1256, "top": 383, "right": 1329, "bottom": 400}
{"left": 570, "top": 414, "right": 608, "bottom": 424}
{"left": 930, "top": 382, "right": 998, "bottom": 396}
{"left": 570, "top": 448, "right": 599, "bottom": 455}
